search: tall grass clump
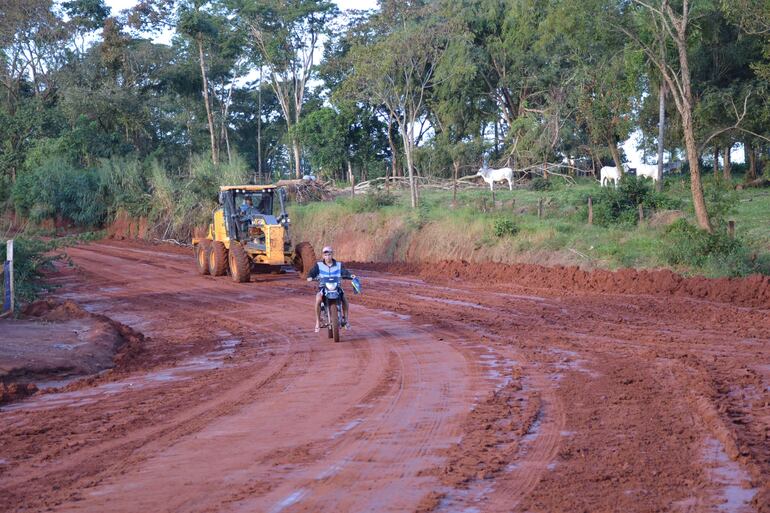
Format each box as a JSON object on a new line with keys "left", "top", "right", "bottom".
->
{"left": 149, "top": 153, "right": 251, "bottom": 239}
{"left": 11, "top": 157, "right": 107, "bottom": 226}
{"left": 95, "top": 157, "right": 150, "bottom": 217}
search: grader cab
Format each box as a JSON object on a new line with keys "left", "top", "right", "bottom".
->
{"left": 192, "top": 185, "right": 316, "bottom": 282}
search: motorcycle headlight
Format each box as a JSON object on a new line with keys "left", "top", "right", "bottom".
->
{"left": 324, "top": 282, "right": 338, "bottom": 290}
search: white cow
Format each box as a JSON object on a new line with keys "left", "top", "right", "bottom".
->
{"left": 477, "top": 167, "right": 514, "bottom": 191}
{"left": 635, "top": 163, "right": 661, "bottom": 183}
{"left": 599, "top": 163, "right": 630, "bottom": 188}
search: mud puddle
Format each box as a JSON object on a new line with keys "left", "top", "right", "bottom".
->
{"left": 703, "top": 438, "right": 756, "bottom": 512}
{"left": 1, "top": 333, "right": 241, "bottom": 413}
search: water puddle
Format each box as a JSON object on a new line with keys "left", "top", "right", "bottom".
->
{"left": 2, "top": 334, "right": 242, "bottom": 413}
{"left": 269, "top": 489, "right": 307, "bottom": 513}
{"left": 409, "top": 294, "right": 492, "bottom": 311}
{"left": 703, "top": 438, "right": 756, "bottom": 512}
{"left": 381, "top": 310, "right": 412, "bottom": 321}
{"left": 332, "top": 419, "right": 363, "bottom": 439}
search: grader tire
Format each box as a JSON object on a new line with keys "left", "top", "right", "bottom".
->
{"left": 195, "top": 240, "right": 211, "bottom": 275}
{"left": 208, "top": 241, "right": 228, "bottom": 276}
{"left": 229, "top": 242, "right": 251, "bottom": 283}
{"left": 293, "top": 242, "right": 317, "bottom": 278}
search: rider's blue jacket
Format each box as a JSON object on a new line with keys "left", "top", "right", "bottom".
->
{"left": 307, "top": 259, "right": 353, "bottom": 280}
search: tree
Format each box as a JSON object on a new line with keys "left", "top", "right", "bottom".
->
{"left": 344, "top": 11, "right": 451, "bottom": 208}
{"left": 621, "top": 0, "right": 716, "bottom": 232}
{"left": 232, "top": 0, "right": 337, "bottom": 178}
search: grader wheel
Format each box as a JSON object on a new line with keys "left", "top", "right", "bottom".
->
{"left": 208, "top": 241, "right": 228, "bottom": 276}
{"left": 228, "top": 242, "right": 251, "bottom": 283}
{"left": 195, "top": 240, "right": 211, "bottom": 275}
{"left": 293, "top": 242, "right": 317, "bottom": 278}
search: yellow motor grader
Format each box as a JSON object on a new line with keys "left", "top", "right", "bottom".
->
{"left": 192, "top": 185, "right": 316, "bottom": 282}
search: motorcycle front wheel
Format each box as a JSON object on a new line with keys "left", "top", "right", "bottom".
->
{"left": 328, "top": 300, "right": 340, "bottom": 342}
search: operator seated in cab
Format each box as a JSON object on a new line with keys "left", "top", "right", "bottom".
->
{"left": 240, "top": 196, "right": 258, "bottom": 217}
{"left": 306, "top": 246, "right": 356, "bottom": 332}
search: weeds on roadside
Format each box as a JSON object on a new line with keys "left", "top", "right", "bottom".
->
{"left": 493, "top": 217, "right": 519, "bottom": 238}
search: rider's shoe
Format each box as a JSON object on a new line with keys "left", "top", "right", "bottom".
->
{"left": 314, "top": 324, "right": 320, "bottom": 333}
{"left": 343, "top": 319, "right": 351, "bottom": 330}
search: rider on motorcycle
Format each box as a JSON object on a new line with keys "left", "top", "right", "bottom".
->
{"left": 306, "top": 246, "right": 356, "bottom": 332}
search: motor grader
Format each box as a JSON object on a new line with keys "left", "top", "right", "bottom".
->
{"left": 192, "top": 185, "right": 316, "bottom": 282}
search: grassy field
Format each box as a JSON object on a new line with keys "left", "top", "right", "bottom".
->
{"left": 291, "top": 174, "right": 770, "bottom": 278}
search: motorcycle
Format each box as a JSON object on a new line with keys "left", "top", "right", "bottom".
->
{"left": 319, "top": 276, "right": 344, "bottom": 342}
{"left": 313, "top": 275, "right": 361, "bottom": 343}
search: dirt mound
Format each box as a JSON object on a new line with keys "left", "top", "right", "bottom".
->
{"left": 1, "top": 300, "right": 148, "bottom": 404}
{"left": 0, "top": 382, "right": 38, "bottom": 404}
{"left": 23, "top": 299, "right": 89, "bottom": 321}
{"left": 354, "top": 260, "right": 770, "bottom": 309}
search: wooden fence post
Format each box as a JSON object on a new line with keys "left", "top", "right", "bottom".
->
{"left": 638, "top": 204, "right": 644, "bottom": 223}
{"left": 728, "top": 220, "right": 735, "bottom": 238}
{"left": 538, "top": 197, "right": 544, "bottom": 218}
{"left": 3, "top": 239, "right": 13, "bottom": 314}
{"left": 587, "top": 196, "right": 593, "bottom": 225}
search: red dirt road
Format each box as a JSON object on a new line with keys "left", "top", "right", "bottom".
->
{"left": 1, "top": 241, "right": 769, "bottom": 513}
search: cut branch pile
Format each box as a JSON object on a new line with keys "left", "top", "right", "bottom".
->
{"left": 276, "top": 179, "right": 334, "bottom": 203}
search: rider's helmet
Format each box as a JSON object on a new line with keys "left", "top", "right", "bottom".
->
{"left": 322, "top": 246, "right": 333, "bottom": 256}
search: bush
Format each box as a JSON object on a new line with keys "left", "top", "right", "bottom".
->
{"left": 591, "top": 176, "right": 679, "bottom": 226}
{"left": 493, "top": 217, "right": 519, "bottom": 237}
{"left": 348, "top": 189, "right": 397, "bottom": 213}
{"left": 530, "top": 177, "right": 552, "bottom": 191}
{"left": 663, "top": 219, "right": 751, "bottom": 276}
{"left": 1, "top": 237, "right": 65, "bottom": 307}
{"left": 11, "top": 158, "right": 107, "bottom": 226}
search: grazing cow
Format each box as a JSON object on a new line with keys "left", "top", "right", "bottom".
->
{"left": 599, "top": 163, "right": 630, "bottom": 188}
{"left": 477, "top": 166, "right": 514, "bottom": 191}
{"left": 635, "top": 163, "right": 661, "bottom": 183}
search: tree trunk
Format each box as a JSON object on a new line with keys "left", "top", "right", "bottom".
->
{"left": 746, "top": 141, "right": 757, "bottom": 180}
{"left": 386, "top": 114, "right": 399, "bottom": 177}
{"left": 713, "top": 146, "right": 719, "bottom": 179}
{"left": 722, "top": 146, "right": 732, "bottom": 181}
{"left": 656, "top": 82, "right": 665, "bottom": 192}
{"left": 682, "top": 112, "right": 712, "bottom": 232}
{"left": 347, "top": 160, "right": 354, "bottom": 196}
{"left": 588, "top": 146, "right": 599, "bottom": 179}
{"left": 292, "top": 141, "right": 302, "bottom": 179}
{"left": 257, "top": 66, "right": 263, "bottom": 183}
{"left": 197, "top": 36, "right": 218, "bottom": 165}
{"left": 400, "top": 125, "right": 417, "bottom": 208}
{"left": 608, "top": 142, "right": 623, "bottom": 172}
{"left": 452, "top": 159, "right": 459, "bottom": 203}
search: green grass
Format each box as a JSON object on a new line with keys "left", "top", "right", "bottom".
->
{"left": 289, "top": 176, "right": 770, "bottom": 277}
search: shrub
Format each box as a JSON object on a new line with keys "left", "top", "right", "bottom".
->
{"left": 348, "top": 189, "right": 397, "bottom": 213}
{"left": 1, "top": 237, "right": 65, "bottom": 307}
{"left": 591, "top": 176, "right": 680, "bottom": 226}
{"left": 662, "top": 219, "right": 751, "bottom": 276}
{"left": 530, "top": 177, "right": 552, "bottom": 191}
{"left": 493, "top": 217, "right": 519, "bottom": 237}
